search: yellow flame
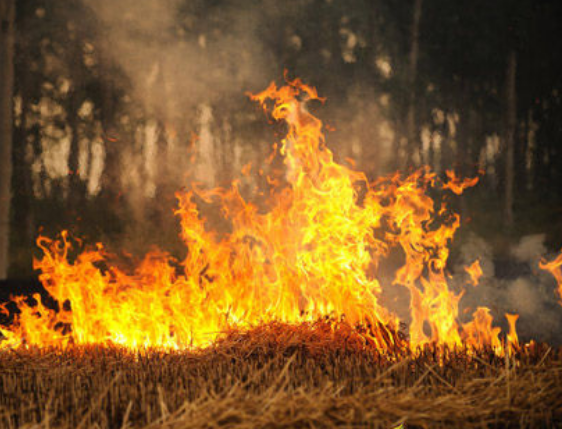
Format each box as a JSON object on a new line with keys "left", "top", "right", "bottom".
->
{"left": 0, "top": 76, "right": 517, "bottom": 355}
{"left": 465, "top": 260, "right": 483, "bottom": 287}
{"left": 540, "top": 252, "right": 562, "bottom": 305}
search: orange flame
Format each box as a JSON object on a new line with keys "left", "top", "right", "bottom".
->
{"left": 442, "top": 170, "right": 479, "bottom": 195}
{"left": 0, "top": 76, "right": 518, "bottom": 355}
{"left": 505, "top": 313, "right": 519, "bottom": 355}
{"left": 465, "top": 260, "right": 483, "bottom": 287}
{"left": 540, "top": 251, "right": 562, "bottom": 305}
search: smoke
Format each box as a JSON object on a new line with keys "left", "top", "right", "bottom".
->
{"left": 79, "top": 0, "right": 285, "bottom": 253}
{"left": 84, "top": 0, "right": 277, "bottom": 203}
{"left": 85, "top": 1, "right": 399, "bottom": 190}
{"left": 455, "top": 233, "right": 562, "bottom": 345}
{"left": 88, "top": 0, "right": 273, "bottom": 112}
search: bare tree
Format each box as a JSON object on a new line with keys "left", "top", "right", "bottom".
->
{"left": 406, "top": 0, "right": 422, "bottom": 167}
{"left": 0, "top": 0, "right": 15, "bottom": 279}
{"left": 505, "top": 50, "right": 517, "bottom": 227}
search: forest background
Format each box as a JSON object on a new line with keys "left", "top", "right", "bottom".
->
{"left": 0, "top": 0, "right": 561, "bottom": 321}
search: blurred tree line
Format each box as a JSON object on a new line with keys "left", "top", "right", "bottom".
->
{"left": 0, "top": 0, "right": 561, "bottom": 278}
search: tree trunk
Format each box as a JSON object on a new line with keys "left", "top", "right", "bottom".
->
{"left": 0, "top": 0, "right": 15, "bottom": 279}
{"left": 99, "top": 47, "right": 120, "bottom": 199}
{"left": 67, "top": 37, "right": 87, "bottom": 215}
{"left": 406, "top": 0, "right": 422, "bottom": 167}
{"left": 67, "top": 89, "right": 82, "bottom": 213}
{"left": 514, "top": 110, "right": 530, "bottom": 194}
{"left": 456, "top": 85, "right": 472, "bottom": 218}
{"left": 12, "top": 60, "right": 35, "bottom": 272}
{"left": 504, "top": 49, "right": 517, "bottom": 227}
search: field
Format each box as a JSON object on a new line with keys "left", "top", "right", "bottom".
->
{"left": 1, "top": 322, "right": 561, "bottom": 429}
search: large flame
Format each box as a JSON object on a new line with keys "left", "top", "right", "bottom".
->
{"left": 1, "top": 76, "right": 520, "bottom": 354}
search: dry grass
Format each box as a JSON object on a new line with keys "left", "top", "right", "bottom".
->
{"left": 0, "top": 321, "right": 561, "bottom": 429}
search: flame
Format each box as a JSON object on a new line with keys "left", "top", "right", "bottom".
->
{"left": 540, "top": 251, "right": 562, "bottom": 305}
{"left": 505, "top": 313, "right": 519, "bottom": 354}
{"left": 465, "top": 260, "right": 483, "bottom": 286}
{"left": 0, "top": 76, "right": 519, "bottom": 355}
{"left": 461, "top": 307, "right": 502, "bottom": 353}
{"left": 442, "top": 170, "right": 479, "bottom": 195}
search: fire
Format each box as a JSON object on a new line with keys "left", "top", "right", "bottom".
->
{"left": 465, "top": 260, "right": 483, "bottom": 286}
{"left": 442, "top": 170, "right": 480, "bottom": 195}
{"left": 0, "top": 76, "right": 520, "bottom": 355}
{"left": 540, "top": 252, "right": 562, "bottom": 305}
{"left": 506, "top": 313, "right": 520, "bottom": 352}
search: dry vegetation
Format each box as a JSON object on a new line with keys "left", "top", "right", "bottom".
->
{"left": 0, "top": 321, "right": 561, "bottom": 429}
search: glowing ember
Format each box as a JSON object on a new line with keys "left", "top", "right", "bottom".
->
{"left": 0, "top": 76, "right": 520, "bottom": 354}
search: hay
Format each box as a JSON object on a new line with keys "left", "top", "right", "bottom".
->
{"left": 0, "top": 322, "right": 560, "bottom": 428}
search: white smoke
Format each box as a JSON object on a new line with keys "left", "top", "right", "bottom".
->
{"left": 456, "top": 233, "right": 562, "bottom": 344}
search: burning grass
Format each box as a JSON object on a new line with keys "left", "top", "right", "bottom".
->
{"left": 2, "top": 75, "right": 562, "bottom": 428}
{"left": 0, "top": 322, "right": 561, "bottom": 429}
{"left": 0, "top": 76, "right": 534, "bottom": 353}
